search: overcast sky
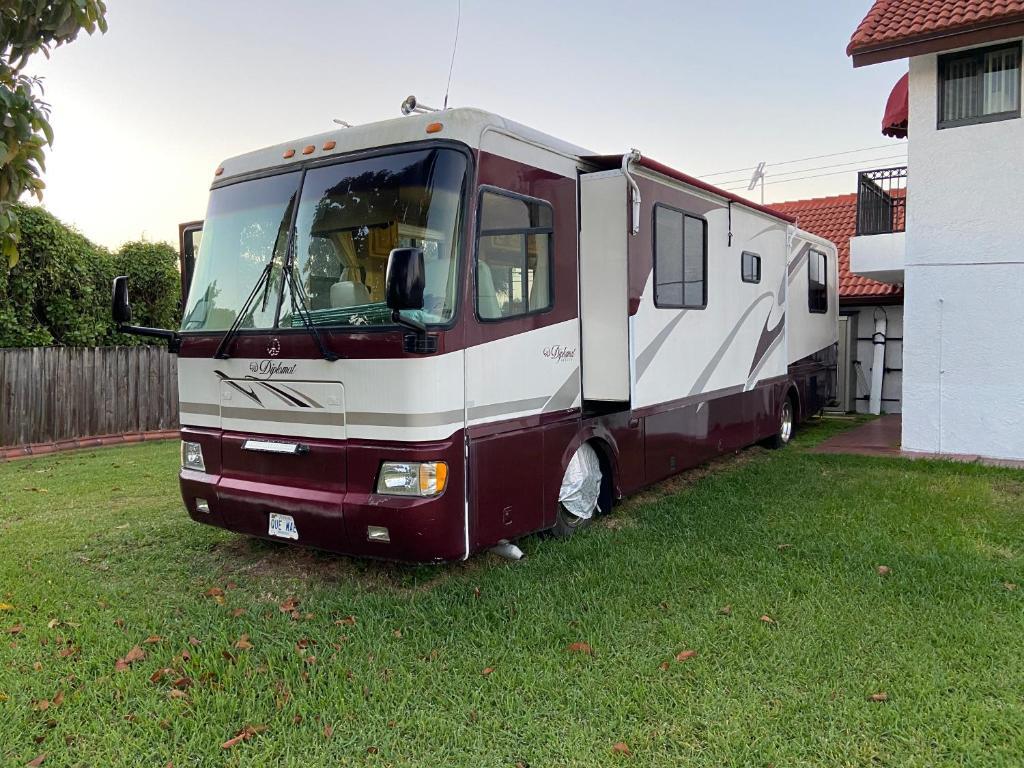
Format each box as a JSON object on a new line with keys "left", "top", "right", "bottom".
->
{"left": 30, "top": 0, "right": 906, "bottom": 249}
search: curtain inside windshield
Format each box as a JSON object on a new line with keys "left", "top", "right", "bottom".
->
{"left": 181, "top": 172, "right": 300, "bottom": 331}
{"left": 281, "top": 148, "right": 466, "bottom": 328}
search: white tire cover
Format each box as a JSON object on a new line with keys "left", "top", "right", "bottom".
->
{"left": 558, "top": 442, "right": 601, "bottom": 520}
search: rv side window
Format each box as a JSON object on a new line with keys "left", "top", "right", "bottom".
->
{"left": 741, "top": 251, "right": 761, "bottom": 283}
{"left": 808, "top": 250, "right": 828, "bottom": 313}
{"left": 653, "top": 205, "right": 706, "bottom": 309}
{"left": 475, "top": 189, "right": 553, "bottom": 320}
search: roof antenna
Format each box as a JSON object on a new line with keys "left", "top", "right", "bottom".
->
{"left": 747, "top": 161, "right": 766, "bottom": 204}
{"left": 442, "top": 0, "right": 462, "bottom": 110}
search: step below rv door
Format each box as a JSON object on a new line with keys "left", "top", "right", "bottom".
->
{"left": 579, "top": 170, "right": 630, "bottom": 402}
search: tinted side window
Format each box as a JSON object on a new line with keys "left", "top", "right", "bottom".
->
{"left": 808, "top": 250, "right": 827, "bottom": 313}
{"left": 742, "top": 251, "right": 761, "bottom": 283}
{"left": 476, "top": 190, "right": 553, "bottom": 320}
{"left": 654, "top": 205, "right": 706, "bottom": 309}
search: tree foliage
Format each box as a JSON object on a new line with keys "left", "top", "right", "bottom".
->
{"left": 0, "top": 203, "right": 181, "bottom": 348}
{"left": 1, "top": 1, "right": 108, "bottom": 268}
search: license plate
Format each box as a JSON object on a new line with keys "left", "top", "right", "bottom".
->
{"left": 268, "top": 513, "right": 298, "bottom": 540}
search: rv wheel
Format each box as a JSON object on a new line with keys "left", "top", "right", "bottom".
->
{"left": 551, "top": 442, "right": 603, "bottom": 539}
{"left": 551, "top": 503, "right": 589, "bottom": 539}
{"left": 766, "top": 396, "right": 795, "bottom": 449}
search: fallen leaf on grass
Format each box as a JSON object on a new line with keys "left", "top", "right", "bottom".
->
{"left": 52, "top": 690, "right": 63, "bottom": 707}
{"left": 777, "top": 543, "right": 792, "bottom": 551}
{"left": 114, "top": 645, "right": 146, "bottom": 672}
{"left": 205, "top": 588, "right": 224, "bottom": 598}
{"left": 58, "top": 646, "right": 78, "bottom": 659}
{"left": 221, "top": 724, "right": 266, "bottom": 749}
{"left": 188, "top": 636, "right": 202, "bottom": 646}
{"left": 0, "top": 603, "right": 13, "bottom": 611}
{"left": 143, "top": 635, "right": 163, "bottom": 644}
{"left": 234, "top": 635, "right": 253, "bottom": 651}
{"left": 26, "top": 754, "right": 46, "bottom": 767}
{"left": 335, "top": 615, "right": 357, "bottom": 626}
{"left": 1003, "top": 582, "right": 1017, "bottom": 591}
{"left": 481, "top": 667, "right": 494, "bottom": 676}
{"left": 867, "top": 692, "right": 888, "bottom": 702}
{"left": 323, "top": 723, "right": 334, "bottom": 740}
{"left": 612, "top": 741, "right": 631, "bottom": 756}
{"left": 149, "top": 668, "right": 174, "bottom": 684}
{"left": 366, "top": 746, "right": 378, "bottom": 754}
{"left": 675, "top": 650, "right": 697, "bottom": 662}
{"left": 759, "top": 615, "right": 776, "bottom": 625}
{"left": 567, "top": 642, "right": 593, "bottom": 655}
{"left": 658, "top": 661, "right": 670, "bottom": 671}
{"left": 33, "top": 661, "right": 42, "bottom": 671}
{"left": 0, "top": 693, "right": 8, "bottom": 702}
{"left": 172, "top": 677, "right": 192, "bottom": 689}
{"left": 229, "top": 608, "right": 246, "bottom": 618}
{"left": 877, "top": 565, "right": 892, "bottom": 576}
{"left": 168, "top": 689, "right": 188, "bottom": 700}
{"left": 32, "top": 699, "right": 50, "bottom": 711}
{"left": 7, "top": 624, "right": 24, "bottom": 635}
{"left": 46, "top": 619, "right": 60, "bottom": 630}
{"left": 718, "top": 605, "right": 733, "bottom": 616}
{"left": 279, "top": 597, "right": 300, "bottom": 613}
{"left": 392, "top": 629, "right": 402, "bottom": 638}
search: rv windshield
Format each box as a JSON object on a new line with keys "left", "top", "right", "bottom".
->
{"left": 181, "top": 147, "right": 467, "bottom": 332}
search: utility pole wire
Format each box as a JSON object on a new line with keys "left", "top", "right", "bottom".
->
{"left": 710, "top": 153, "right": 908, "bottom": 188}
{"left": 696, "top": 142, "right": 906, "bottom": 179}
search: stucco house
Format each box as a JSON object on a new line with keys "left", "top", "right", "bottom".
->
{"left": 774, "top": 194, "right": 904, "bottom": 415}
{"left": 847, "top": 0, "right": 1024, "bottom": 461}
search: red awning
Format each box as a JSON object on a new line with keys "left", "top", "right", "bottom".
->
{"left": 882, "top": 72, "right": 909, "bottom": 138}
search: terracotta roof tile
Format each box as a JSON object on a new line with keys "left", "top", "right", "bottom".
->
{"left": 772, "top": 193, "right": 904, "bottom": 301}
{"left": 848, "top": 0, "right": 1024, "bottom": 55}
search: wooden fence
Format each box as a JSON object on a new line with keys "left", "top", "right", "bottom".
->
{"left": 0, "top": 346, "right": 179, "bottom": 449}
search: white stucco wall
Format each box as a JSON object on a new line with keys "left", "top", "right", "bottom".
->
{"left": 848, "top": 304, "right": 903, "bottom": 415}
{"left": 903, "top": 39, "right": 1024, "bottom": 460}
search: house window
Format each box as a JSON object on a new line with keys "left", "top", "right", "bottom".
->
{"left": 475, "top": 189, "right": 553, "bottom": 320}
{"left": 938, "top": 42, "right": 1021, "bottom": 128}
{"left": 741, "top": 251, "right": 761, "bottom": 283}
{"left": 808, "top": 250, "right": 827, "bottom": 313}
{"left": 654, "top": 205, "right": 707, "bottom": 309}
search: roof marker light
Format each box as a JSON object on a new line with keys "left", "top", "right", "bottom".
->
{"left": 302, "top": 145, "right": 315, "bottom": 155}
{"left": 323, "top": 140, "right": 337, "bottom": 151}
{"left": 426, "top": 122, "right": 443, "bottom": 134}
{"left": 283, "top": 149, "right": 295, "bottom": 159}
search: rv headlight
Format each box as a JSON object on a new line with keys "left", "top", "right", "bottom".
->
{"left": 376, "top": 461, "right": 448, "bottom": 497}
{"left": 181, "top": 440, "right": 206, "bottom": 472}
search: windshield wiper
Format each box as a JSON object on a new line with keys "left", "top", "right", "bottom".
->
{"left": 285, "top": 265, "right": 339, "bottom": 362}
{"left": 213, "top": 260, "right": 275, "bottom": 360}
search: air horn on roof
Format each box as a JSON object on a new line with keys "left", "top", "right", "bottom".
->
{"left": 401, "top": 95, "right": 439, "bottom": 116}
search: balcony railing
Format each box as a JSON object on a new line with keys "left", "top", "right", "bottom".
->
{"left": 855, "top": 166, "right": 907, "bottom": 236}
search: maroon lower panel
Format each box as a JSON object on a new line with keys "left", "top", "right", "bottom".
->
{"left": 179, "top": 427, "right": 466, "bottom": 563}
{"left": 789, "top": 344, "right": 838, "bottom": 419}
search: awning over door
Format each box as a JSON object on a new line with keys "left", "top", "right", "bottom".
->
{"left": 882, "top": 72, "right": 909, "bottom": 138}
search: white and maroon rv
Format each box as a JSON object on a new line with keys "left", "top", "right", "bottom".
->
{"left": 114, "top": 105, "right": 838, "bottom": 562}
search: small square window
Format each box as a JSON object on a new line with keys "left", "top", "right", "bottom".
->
{"left": 741, "top": 251, "right": 761, "bottom": 283}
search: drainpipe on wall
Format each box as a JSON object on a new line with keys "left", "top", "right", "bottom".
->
{"left": 869, "top": 308, "right": 887, "bottom": 415}
{"left": 622, "top": 149, "right": 642, "bottom": 235}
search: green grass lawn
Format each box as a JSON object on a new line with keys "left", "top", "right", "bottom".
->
{"left": 1, "top": 420, "right": 1023, "bottom": 767}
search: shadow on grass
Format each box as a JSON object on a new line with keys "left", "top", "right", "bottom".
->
{"left": 197, "top": 416, "right": 870, "bottom": 595}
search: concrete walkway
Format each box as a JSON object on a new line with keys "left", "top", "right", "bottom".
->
{"left": 813, "top": 415, "right": 902, "bottom": 457}
{"left": 814, "top": 415, "right": 1024, "bottom": 469}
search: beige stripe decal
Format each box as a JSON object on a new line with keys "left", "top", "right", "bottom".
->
{"left": 222, "top": 407, "right": 346, "bottom": 426}
{"left": 469, "top": 397, "right": 549, "bottom": 420}
{"left": 347, "top": 410, "right": 464, "bottom": 428}
{"left": 181, "top": 402, "right": 220, "bottom": 416}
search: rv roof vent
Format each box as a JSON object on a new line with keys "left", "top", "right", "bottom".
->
{"left": 401, "top": 95, "right": 438, "bottom": 116}
{"left": 332, "top": 119, "right": 352, "bottom": 128}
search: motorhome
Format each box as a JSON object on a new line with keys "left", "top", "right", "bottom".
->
{"left": 114, "top": 105, "right": 838, "bottom": 562}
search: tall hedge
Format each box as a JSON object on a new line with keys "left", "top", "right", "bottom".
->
{"left": 0, "top": 204, "right": 181, "bottom": 348}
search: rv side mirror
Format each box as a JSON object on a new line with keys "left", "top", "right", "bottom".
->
{"left": 112, "top": 275, "right": 132, "bottom": 326}
{"left": 385, "top": 247, "right": 425, "bottom": 311}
